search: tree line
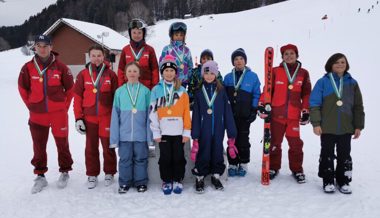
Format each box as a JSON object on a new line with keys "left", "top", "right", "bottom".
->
{"left": 0, "top": 0, "right": 285, "bottom": 51}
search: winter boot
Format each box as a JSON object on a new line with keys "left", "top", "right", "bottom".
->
{"left": 31, "top": 175, "right": 48, "bottom": 194}
{"left": 104, "top": 174, "right": 114, "bottom": 187}
{"left": 195, "top": 176, "right": 205, "bottom": 194}
{"left": 228, "top": 165, "right": 238, "bottom": 177}
{"left": 211, "top": 174, "right": 224, "bottom": 191}
{"left": 173, "top": 181, "right": 183, "bottom": 194}
{"left": 238, "top": 164, "right": 248, "bottom": 177}
{"left": 118, "top": 185, "right": 129, "bottom": 194}
{"left": 162, "top": 182, "right": 173, "bottom": 195}
{"left": 136, "top": 185, "right": 147, "bottom": 193}
{"left": 323, "top": 178, "right": 335, "bottom": 193}
{"left": 269, "top": 170, "right": 279, "bottom": 180}
{"left": 87, "top": 176, "right": 98, "bottom": 189}
{"left": 292, "top": 172, "right": 306, "bottom": 184}
{"left": 57, "top": 172, "right": 69, "bottom": 189}
{"left": 338, "top": 183, "right": 352, "bottom": 194}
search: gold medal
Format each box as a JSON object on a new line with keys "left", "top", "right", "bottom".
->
{"left": 180, "top": 64, "right": 184, "bottom": 69}
{"left": 136, "top": 61, "right": 139, "bottom": 65}
{"left": 207, "top": 109, "right": 213, "bottom": 114}
{"left": 132, "top": 108, "right": 137, "bottom": 113}
{"left": 233, "top": 92, "right": 237, "bottom": 97}
{"left": 167, "top": 109, "right": 172, "bottom": 115}
{"left": 336, "top": 100, "right": 343, "bottom": 106}
{"left": 288, "top": 84, "right": 293, "bottom": 90}
{"left": 39, "top": 77, "right": 43, "bottom": 83}
{"left": 93, "top": 88, "right": 97, "bottom": 93}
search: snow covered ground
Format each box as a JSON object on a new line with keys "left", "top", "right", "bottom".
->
{"left": 1, "top": 0, "right": 379, "bottom": 217}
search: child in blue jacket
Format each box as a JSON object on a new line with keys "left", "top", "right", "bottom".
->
{"left": 110, "top": 62, "right": 152, "bottom": 194}
{"left": 191, "top": 60, "right": 237, "bottom": 193}
{"left": 224, "top": 48, "right": 261, "bottom": 177}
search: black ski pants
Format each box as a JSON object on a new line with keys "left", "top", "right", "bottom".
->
{"left": 158, "top": 135, "right": 186, "bottom": 182}
{"left": 227, "top": 117, "right": 251, "bottom": 165}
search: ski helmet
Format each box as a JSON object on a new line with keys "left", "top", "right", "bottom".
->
{"left": 128, "top": 18, "right": 147, "bottom": 41}
{"left": 169, "top": 22, "right": 187, "bottom": 37}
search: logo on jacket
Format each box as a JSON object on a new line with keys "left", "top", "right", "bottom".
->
{"left": 104, "top": 80, "right": 111, "bottom": 84}
{"left": 276, "top": 81, "right": 284, "bottom": 85}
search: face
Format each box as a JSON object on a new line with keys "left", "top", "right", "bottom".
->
{"left": 162, "top": 68, "right": 176, "bottom": 82}
{"left": 203, "top": 72, "right": 217, "bottom": 83}
{"left": 282, "top": 49, "right": 297, "bottom": 64}
{"left": 233, "top": 56, "right": 246, "bottom": 70}
{"left": 89, "top": 49, "right": 104, "bottom": 66}
{"left": 125, "top": 64, "right": 140, "bottom": 82}
{"left": 35, "top": 42, "right": 52, "bottom": 59}
{"left": 131, "top": 28, "right": 144, "bottom": 42}
{"left": 201, "top": 55, "right": 212, "bottom": 65}
{"left": 172, "top": 31, "right": 185, "bottom": 41}
{"left": 332, "top": 57, "right": 347, "bottom": 75}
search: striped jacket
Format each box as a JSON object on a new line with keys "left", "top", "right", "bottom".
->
{"left": 310, "top": 72, "right": 365, "bottom": 134}
{"left": 110, "top": 82, "right": 152, "bottom": 147}
{"left": 149, "top": 80, "right": 191, "bottom": 139}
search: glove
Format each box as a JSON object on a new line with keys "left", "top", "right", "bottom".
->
{"left": 247, "top": 108, "right": 258, "bottom": 123}
{"left": 227, "top": 138, "right": 238, "bottom": 159}
{"left": 300, "top": 109, "right": 310, "bottom": 125}
{"left": 75, "top": 119, "right": 86, "bottom": 135}
{"left": 190, "top": 139, "right": 199, "bottom": 162}
{"left": 258, "top": 103, "right": 271, "bottom": 119}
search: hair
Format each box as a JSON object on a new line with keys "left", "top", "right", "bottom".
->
{"left": 124, "top": 61, "right": 141, "bottom": 76}
{"left": 198, "top": 77, "right": 224, "bottom": 93}
{"left": 88, "top": 44, "right": 105, "bottom": 55}
{"left": 173, "top": 78, "right": 182, "bottom": 90}
{"left": 324, "top": 53, "right": 350, "bottom": 73}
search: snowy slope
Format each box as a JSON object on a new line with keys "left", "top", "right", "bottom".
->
{"left": 0, "top": 0, "right": 57, "bottom": 26}
{"left": 1, "top": 0, "right": 380, "bottom": 218}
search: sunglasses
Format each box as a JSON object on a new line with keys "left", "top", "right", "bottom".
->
{"left": 129, "top": 19, "right": 146, "bottom": 29}
{"left": 171, "top": 22, "right": 187, "bottom": 32}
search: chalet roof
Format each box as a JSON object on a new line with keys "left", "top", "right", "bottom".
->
{"left": 44, "top": 18, "right": 128, "bottom": 51}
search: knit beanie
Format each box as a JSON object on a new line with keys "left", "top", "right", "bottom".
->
{"left": 159, "top": 54, "right": 177, "bottom": 74}
{"left": 280, "top": 44, "right": 299, "bottom": 57}
{"left": 231, "top": 48, "right": 247, "bottom": 65}
{"left": 201, "top": 60, "right": 219, "bottom": 77}
{"left": 200, "top": 49, "right": 214, "bottom": 60}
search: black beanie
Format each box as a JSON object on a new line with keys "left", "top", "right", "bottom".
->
{"left": 200, "top": 49, "right": 214, "bottom": 60}
{"left": 231, "top": 48, "right": 247, "bottom": 65}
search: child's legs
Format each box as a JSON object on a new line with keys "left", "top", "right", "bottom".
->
{"left": 229, "top": 118, "right": 251, "bottom": 165}
{"left": 270, "top": 118, "right": 286, "bottom": 171}
{"left": 319, "top": 134, "right": 336, "bottom": 183}
{"left": 158, "top": 135, "right": 173, "bottom": 182}
{"left": 133, "top": 141, "right": 149, "bottom": 186}
{"left": 171, "top": 136, "right": 186, "bottom": 182}
{"left": 285, "top": 119, "right": 304, "bottom": 173}
{"left": 335, "top": 134, "right": 352, "bottom": 186}
{"left": 118, "top": 141, "right": 133, "bottom": 187}
{"left": 210, "top": 138, "right": 225, "bottom": 176}
{"left": 193, "top": 137, "right": 212, "bottom": 177}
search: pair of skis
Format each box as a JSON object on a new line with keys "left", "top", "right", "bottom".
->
{"left": 261, "top": 47, "right": 274, "bottom": 185}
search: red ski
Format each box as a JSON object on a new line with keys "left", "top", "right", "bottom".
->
{"left": 261, "top": 47, "right": 274, "bottom": 185}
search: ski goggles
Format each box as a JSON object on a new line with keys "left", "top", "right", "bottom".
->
{"left": 171, "top": 22, "right": 187, "bottom": 32}
{"left": 129, "top": 19, "right": 146, "bottom": 29}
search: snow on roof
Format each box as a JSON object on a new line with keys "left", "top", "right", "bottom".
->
{"left": 44, "top": 18, "right": 128, "bottom": 51}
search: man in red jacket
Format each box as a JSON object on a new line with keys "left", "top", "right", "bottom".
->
{"left": 18, "top": 35, "right": 74, "bottom": 194}
{"left": 258, "top": 44, "right": 311, "bottom": 183}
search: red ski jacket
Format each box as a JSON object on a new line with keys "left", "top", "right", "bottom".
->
{"left": 18, "top": 53, "right": 74, "bottom": 113}
{"left": 117, "top": 41, "right": 159, "bottom": 89}
{"left": 73, "top": 62, "right": 118, "bottom": 120}
{"left": 259, "top": 62, "right": 311, "bottom": 120}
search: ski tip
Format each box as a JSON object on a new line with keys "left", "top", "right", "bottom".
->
{"left": 266, "top": 47, "right": 274, "bottom": 51}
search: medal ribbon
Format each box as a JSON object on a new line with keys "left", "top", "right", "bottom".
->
{"left": 202, "top": 85, "right": 217, "bottom": 109}
{"left": 283, "top": 62, "right": 301, "bottom": 85}
{"left": 170, "top": 44, "right": 185, "bottom": 65}
{"left": 329, "top": 73, "right": 343, "bottom": 100}
{"left": 88, "top": 63, "right": 106, "bottom": 89}
{"left": 129, "top": 45, "right": 145, "bottom": 62}
{"left": 163, "top": 82, "right": 174, "bottom": 107}
{"left": 33, "top": 56, "right": 54, "bottom": 78}
{"left": 233, "top": 68, "right": 247, "bottom": 91}
{"left": 126, "top": 83, "right": 140, "bottom": 108}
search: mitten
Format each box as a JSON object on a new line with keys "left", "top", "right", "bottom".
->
{"left": 258, "top": 103, "right": 271, "bottom": 119}
{"left": 300, "top": 109, "right": 310, "bottom": 125}
{"left": 75, "top": 119, "right": 86, "bottom": 135}
{"left": 191, "top": 139, "right": 199, "bottom": 162}
{"left": 227, "top": 138, "right": 238, "bottom": 159}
